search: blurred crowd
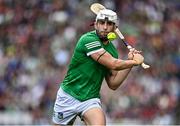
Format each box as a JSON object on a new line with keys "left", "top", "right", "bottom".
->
{"left": 0, "top": 0, "right": 179, "bottom": 125}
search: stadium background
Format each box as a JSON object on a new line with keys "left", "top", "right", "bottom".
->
{"left": 0, "top": 0, "right": 180, "bottom": 125}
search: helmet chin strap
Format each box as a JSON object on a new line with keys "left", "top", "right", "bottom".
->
{"left": 96, "top": 30, "right": 109, "bottom": 42}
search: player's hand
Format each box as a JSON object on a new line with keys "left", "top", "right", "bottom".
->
{"left": 128, "top": 50, "right": 134, "bottom": 60}
{"left": 128, "top": 48, "right": 142, "bottom": 60}
{"left": 133, "top": 53, "right": 144, "bottom": 65}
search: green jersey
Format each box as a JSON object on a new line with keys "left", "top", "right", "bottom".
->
{"left": 61, "top": 30, "right": 118, "bottom": 101}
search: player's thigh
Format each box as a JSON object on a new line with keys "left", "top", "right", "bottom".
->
{"left": 82, "top": 107, "right": 106, "bottom": 125}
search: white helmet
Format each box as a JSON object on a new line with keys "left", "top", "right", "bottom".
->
{"left": 96, "top": 9, "right": 118, "bottom": 25}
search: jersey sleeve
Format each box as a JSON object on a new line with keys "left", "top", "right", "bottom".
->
{"left": 76, "top": 34, "right": 104, "bottom": 56}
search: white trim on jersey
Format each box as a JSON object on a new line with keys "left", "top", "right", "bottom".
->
{"left": 85, "top": 41, "right": 101, "bottom": 49}
{"left": 87, "top": 48, "right": 104, "bottom": 56}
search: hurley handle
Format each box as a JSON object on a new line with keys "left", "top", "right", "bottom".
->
{"left": 115, "top": 28, "right": 150, "bottom": 69}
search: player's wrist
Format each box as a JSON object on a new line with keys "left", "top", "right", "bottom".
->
{"left": 132, "top": 60, "right": 139, "bottom": 66}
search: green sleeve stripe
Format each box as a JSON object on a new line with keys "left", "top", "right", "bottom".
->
{"left": 87, "top": 48, "right": 104, "bottom": 56}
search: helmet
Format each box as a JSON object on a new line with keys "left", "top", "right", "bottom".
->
{"left": 96, "top": 9, "right": 118, "bottom": 25}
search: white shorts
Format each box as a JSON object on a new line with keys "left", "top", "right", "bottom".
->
{"left": 52, "top": 87, "right": 102, "bottom": 125}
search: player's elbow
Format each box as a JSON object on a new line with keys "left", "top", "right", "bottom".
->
{"left": 109, "top": 85, "right": 119, "bottom": 90}
{"left": 108, "top": 83, "right": 120, "bottom": 90}
{"left": 107, "top": 80, "right": 124, "bottom": 90}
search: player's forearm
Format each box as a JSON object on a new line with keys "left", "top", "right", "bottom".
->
{"left": 91, "top": 50, "right": 138, "bottom": 70}
{"left": 112, "top": 59, "right": 136, "bottom": 70}
{"left": 112, "top": 68, "right": 132, "bottom": 89}
{"left": 106, "top": 68, "right": 132, "bottom": 90}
